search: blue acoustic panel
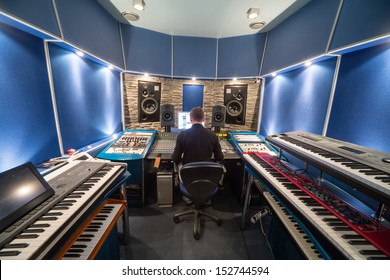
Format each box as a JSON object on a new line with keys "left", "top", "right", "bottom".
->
{"left": 182, "top": 85, "right": 204, "bottom": 112}
{"left": 173, "top": 36, "right": 217, "bottom": 78}
{"left": 330, "top": 0, "right": 390, "bottom": 51}
{"left": 55, "top": 0, "right": 124, "bottom": 68}
{"left": 0, "top": 0, "right": 60, "bottom": 36}
{"left": 49, "top": 43, "right": 122, "bottom": 152}
{"left": 261, "top": 0, "right": 340, "bottom": 76}
{"left": 260, "top": 57, "right": 337, "bottom": 137}
{"left": 218, "top": 33, "right": 267, "bottom": 78}
{"left": 327, "top": 44, "right": 390, "bottom": 153}
{"left": 121, "top": 25, "right": 171, "bottom": 76}
{"left": 0, "top": 23, "right": 60, "bottom": 172}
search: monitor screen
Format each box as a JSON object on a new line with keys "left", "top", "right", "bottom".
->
{"left": 0, "top": 162, "right": 54, "bottom": 232}
{"left": 177, "top": 111, "right": 205, "bottom": 130}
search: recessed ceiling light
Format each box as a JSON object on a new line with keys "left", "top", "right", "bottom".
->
{"left": 122, "top": 12, "right": 140, "bottom": 22}
{"left": 249, "top": 21, "right": 266, "bottom": 30}
{"left": 133, "top": 0, "right": 145, "bottom": 11}
{"left": 247, "top": 8, "right": 259, "bottom": 19}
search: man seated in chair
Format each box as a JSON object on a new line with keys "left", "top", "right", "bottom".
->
{"left": 171, "top": 107, "right": 224, "bottom": 204}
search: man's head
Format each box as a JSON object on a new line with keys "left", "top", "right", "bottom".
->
{"left": 190, "top": 107, "right": 205, "bottom": 124}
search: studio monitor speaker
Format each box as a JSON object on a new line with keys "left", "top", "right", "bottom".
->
{"left": 224, "top": 84, "right": 247, "bottom": 125}
{"left": 211, "top": 105, "right": 226, "bottom": 127}
{"left": 138, "top": 80, "right": 161, "bottom": 122}
{"left": 160, "top": 103, "right": 175, "bottom": 127}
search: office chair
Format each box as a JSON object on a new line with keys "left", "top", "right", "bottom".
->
{"left": 173, "top": 161, "right": 225, "bottom": 240}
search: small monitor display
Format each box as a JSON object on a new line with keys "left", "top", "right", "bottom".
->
{"left": 177, "top": 111, "right": 205, "bottom": 130}
{"left": 0, "top": 162, "right": 54, "bottom": 232}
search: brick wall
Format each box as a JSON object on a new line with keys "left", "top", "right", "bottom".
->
{"left": 123, "top": 73, "right": 261, "bottom": 132}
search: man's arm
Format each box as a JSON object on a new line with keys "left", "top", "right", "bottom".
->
{"left": 213, "top": 136, "right": 224, "bottom": 162}
{"left": 171, "top": 133, "right": 183, "bottom": 164}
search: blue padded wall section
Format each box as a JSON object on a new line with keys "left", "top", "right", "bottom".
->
{"left": 260, "top": 57, "right": 337, "bottom": 137}
{"left": 330, "top": 0, "right": 390, "bottom": 51}
{"left": 0, "top": 23, "right": 60, "bottom": 172}
{"left": 0, "top": 0, "right": 60, "bottom": 36}
{"left": 261, "top": 0, "right": 340, "bottom": 76}
{"left": 49, "top": 44, "right": 122, "bottom": 151}
{"left": 182, "top": 85, "right": 204, "bottom": 112}
{"left": 55, "top": 0, "right": 124, "bottom": 68}
{"left": 122, "top": 25, "right": 171, "bottom": 76}
{"left": 173, "top": 36, "right": 217, "bottom": 78}
{"left": 218, "top": 33, "right": 266, "bottom": 78}
{"left": 327, "top": 44, "right": 390, "bottom": 153}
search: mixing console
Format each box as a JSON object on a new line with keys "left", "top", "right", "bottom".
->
{"left": 105, "top": 132, "right": 153, "bottom": 154}
{"left": 148, "top": 132, "right": 179, "bottom": 159}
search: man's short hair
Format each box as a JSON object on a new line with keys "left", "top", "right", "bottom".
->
{"left": 190, "top": 107, "right": 204, "bottom": 122}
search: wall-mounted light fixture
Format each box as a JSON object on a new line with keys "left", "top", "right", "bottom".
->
{"left": 247, "top": 8, "right": 259, "bottom": 19}
{"left": 133, "top": 0, "right": 146, "bottom": 11}
{"left": 76, "top": 51, "right": 84, "bottom": 57}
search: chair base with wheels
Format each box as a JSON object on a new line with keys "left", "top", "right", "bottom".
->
{"left": 173, "top": 162, "right": 225, "bottom": 240}
{"left": 173, "top": 203, "right": 223, "bottom": 240}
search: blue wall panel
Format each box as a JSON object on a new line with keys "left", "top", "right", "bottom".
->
{"left": 0, "top": 23, "right": 60, "bottom": 172}
{"left": 327, "top": 44, "right": 390, "bottom": 153}
{"left": 173, "top": 36, "right": 217, "bottom": 78}
{"left": 261, "top": 0, "right": 340, "bottom": 75}
{"left": 122, "top": 25, "right": 171, "bottom": 76}
{"left": 55, "top": 0, "right": 124, "bottom": 68}
{"left": 0, "top": 0, "right": 60, "bottom": 36}
{"left": 330, "top": 0, "right": 390, "bottom": 51}
{"left": 218, "top": 33, "right": 266, "bottom": 78}
{"left": 182, "top": 85, "right": 204, "bottom": 111}
{"left": 260, "top": 57, "right": 337, "bottom": 137}
{"left": 49, "top": 44, "right": 122, "bottom": 151}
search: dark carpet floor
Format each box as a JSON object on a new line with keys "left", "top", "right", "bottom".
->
{"left": 119, "top": 186, "right": 274, "bottom": 260}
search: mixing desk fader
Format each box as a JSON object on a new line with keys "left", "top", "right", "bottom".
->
{"left": 148, "top": 132, "right": 179, "bottom": 159}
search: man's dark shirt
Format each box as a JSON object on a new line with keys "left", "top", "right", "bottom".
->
{"left": 171, "top": 123, "right": 224, "bottom": 165}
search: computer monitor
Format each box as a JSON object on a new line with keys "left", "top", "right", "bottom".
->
{"left": 177, "top": 111, "right": 205, "bottom": 130}
{"left": 0, "top": 162, "right": 54, "bottom": 232}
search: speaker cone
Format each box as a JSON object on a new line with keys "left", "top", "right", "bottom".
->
{"left": 141, "top": 98, "right": 158, "bottom": 114}
{"left": 227, "top": 100, "right": 242, "bottom": 116}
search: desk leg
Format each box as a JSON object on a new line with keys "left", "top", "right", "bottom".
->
{"left": 120, "top": 184, "right": 130, "bottom": 245}
{"left": 241, "top": 173, "right": 253, "bottom": 230}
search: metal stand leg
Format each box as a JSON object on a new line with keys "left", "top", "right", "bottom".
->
{"left": 120, "top": 183, "right": 130, "bottom": 245}
{"left": 241, "top": 173, "right": 254, "bottom": 230}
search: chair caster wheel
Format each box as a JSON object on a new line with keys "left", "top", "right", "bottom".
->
{"left": 173, "top": 217, "right": 180, "bottom": 223}
{"left": 194, "top": 233, "right": 200, "bottom": 240}
{"left": 217, "top": 220, "right": 223, "bottom": 226}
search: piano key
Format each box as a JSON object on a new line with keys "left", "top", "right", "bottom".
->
{"left": 0, "top": 161, "right": 125, "bottom": 260}
{"left": 242, "top": 153, "right": 389, "bottom": 259}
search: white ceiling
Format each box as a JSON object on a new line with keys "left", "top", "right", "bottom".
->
{"left": 98, "top": 0, "right": 310, "bottom": 38}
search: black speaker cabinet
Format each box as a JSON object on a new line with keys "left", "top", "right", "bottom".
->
{"left": 138, "top": 80, "right": 161, "bottom": 122}
{"left": 224, "top": 84, "right": 247, "bottom": 125}
{"left": 211, "top": 105, "right": 226, "bottom": 127}
{"left": 160, "top": 103, "right": 175, "bottom": 127}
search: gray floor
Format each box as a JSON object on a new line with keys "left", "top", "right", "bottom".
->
{"left": 119, "top": 187, "right": 274, "bottom": 260}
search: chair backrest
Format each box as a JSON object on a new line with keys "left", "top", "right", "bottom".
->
{"left": 179, "top": 162, "right": 225, "bottom": 204}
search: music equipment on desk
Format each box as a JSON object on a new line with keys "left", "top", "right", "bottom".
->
{"left": 216, "top": 133, "right": 240, "bottom": 160}
{"left": 228, "top": 131, "right": 276, "bottom": 155}
{"left": 266, "top": 131, "right": 390, "bottom": 215}
{"left": 148, "top": 132, "right": 179, "bottom": 160}
{"left": 0, "top": 160, "right": 126, "bottom": 259}
{"left": 242, "top": 152, "right": 390, "bottom": 259}
{"left": 97, "top": 130, "right": 157, "bottom": 206}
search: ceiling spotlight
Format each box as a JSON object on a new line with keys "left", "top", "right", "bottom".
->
{"left": 247, "top": 8, "right": 259, "bottom": 19}
{"left": 249, "top": 21, "right": 266, "bottom": 30}
{"left": 133, "top": 0, "right": 145, "bottom": 11}
{"left": 122, "top": 12, "right": 140, "bottom": 22}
